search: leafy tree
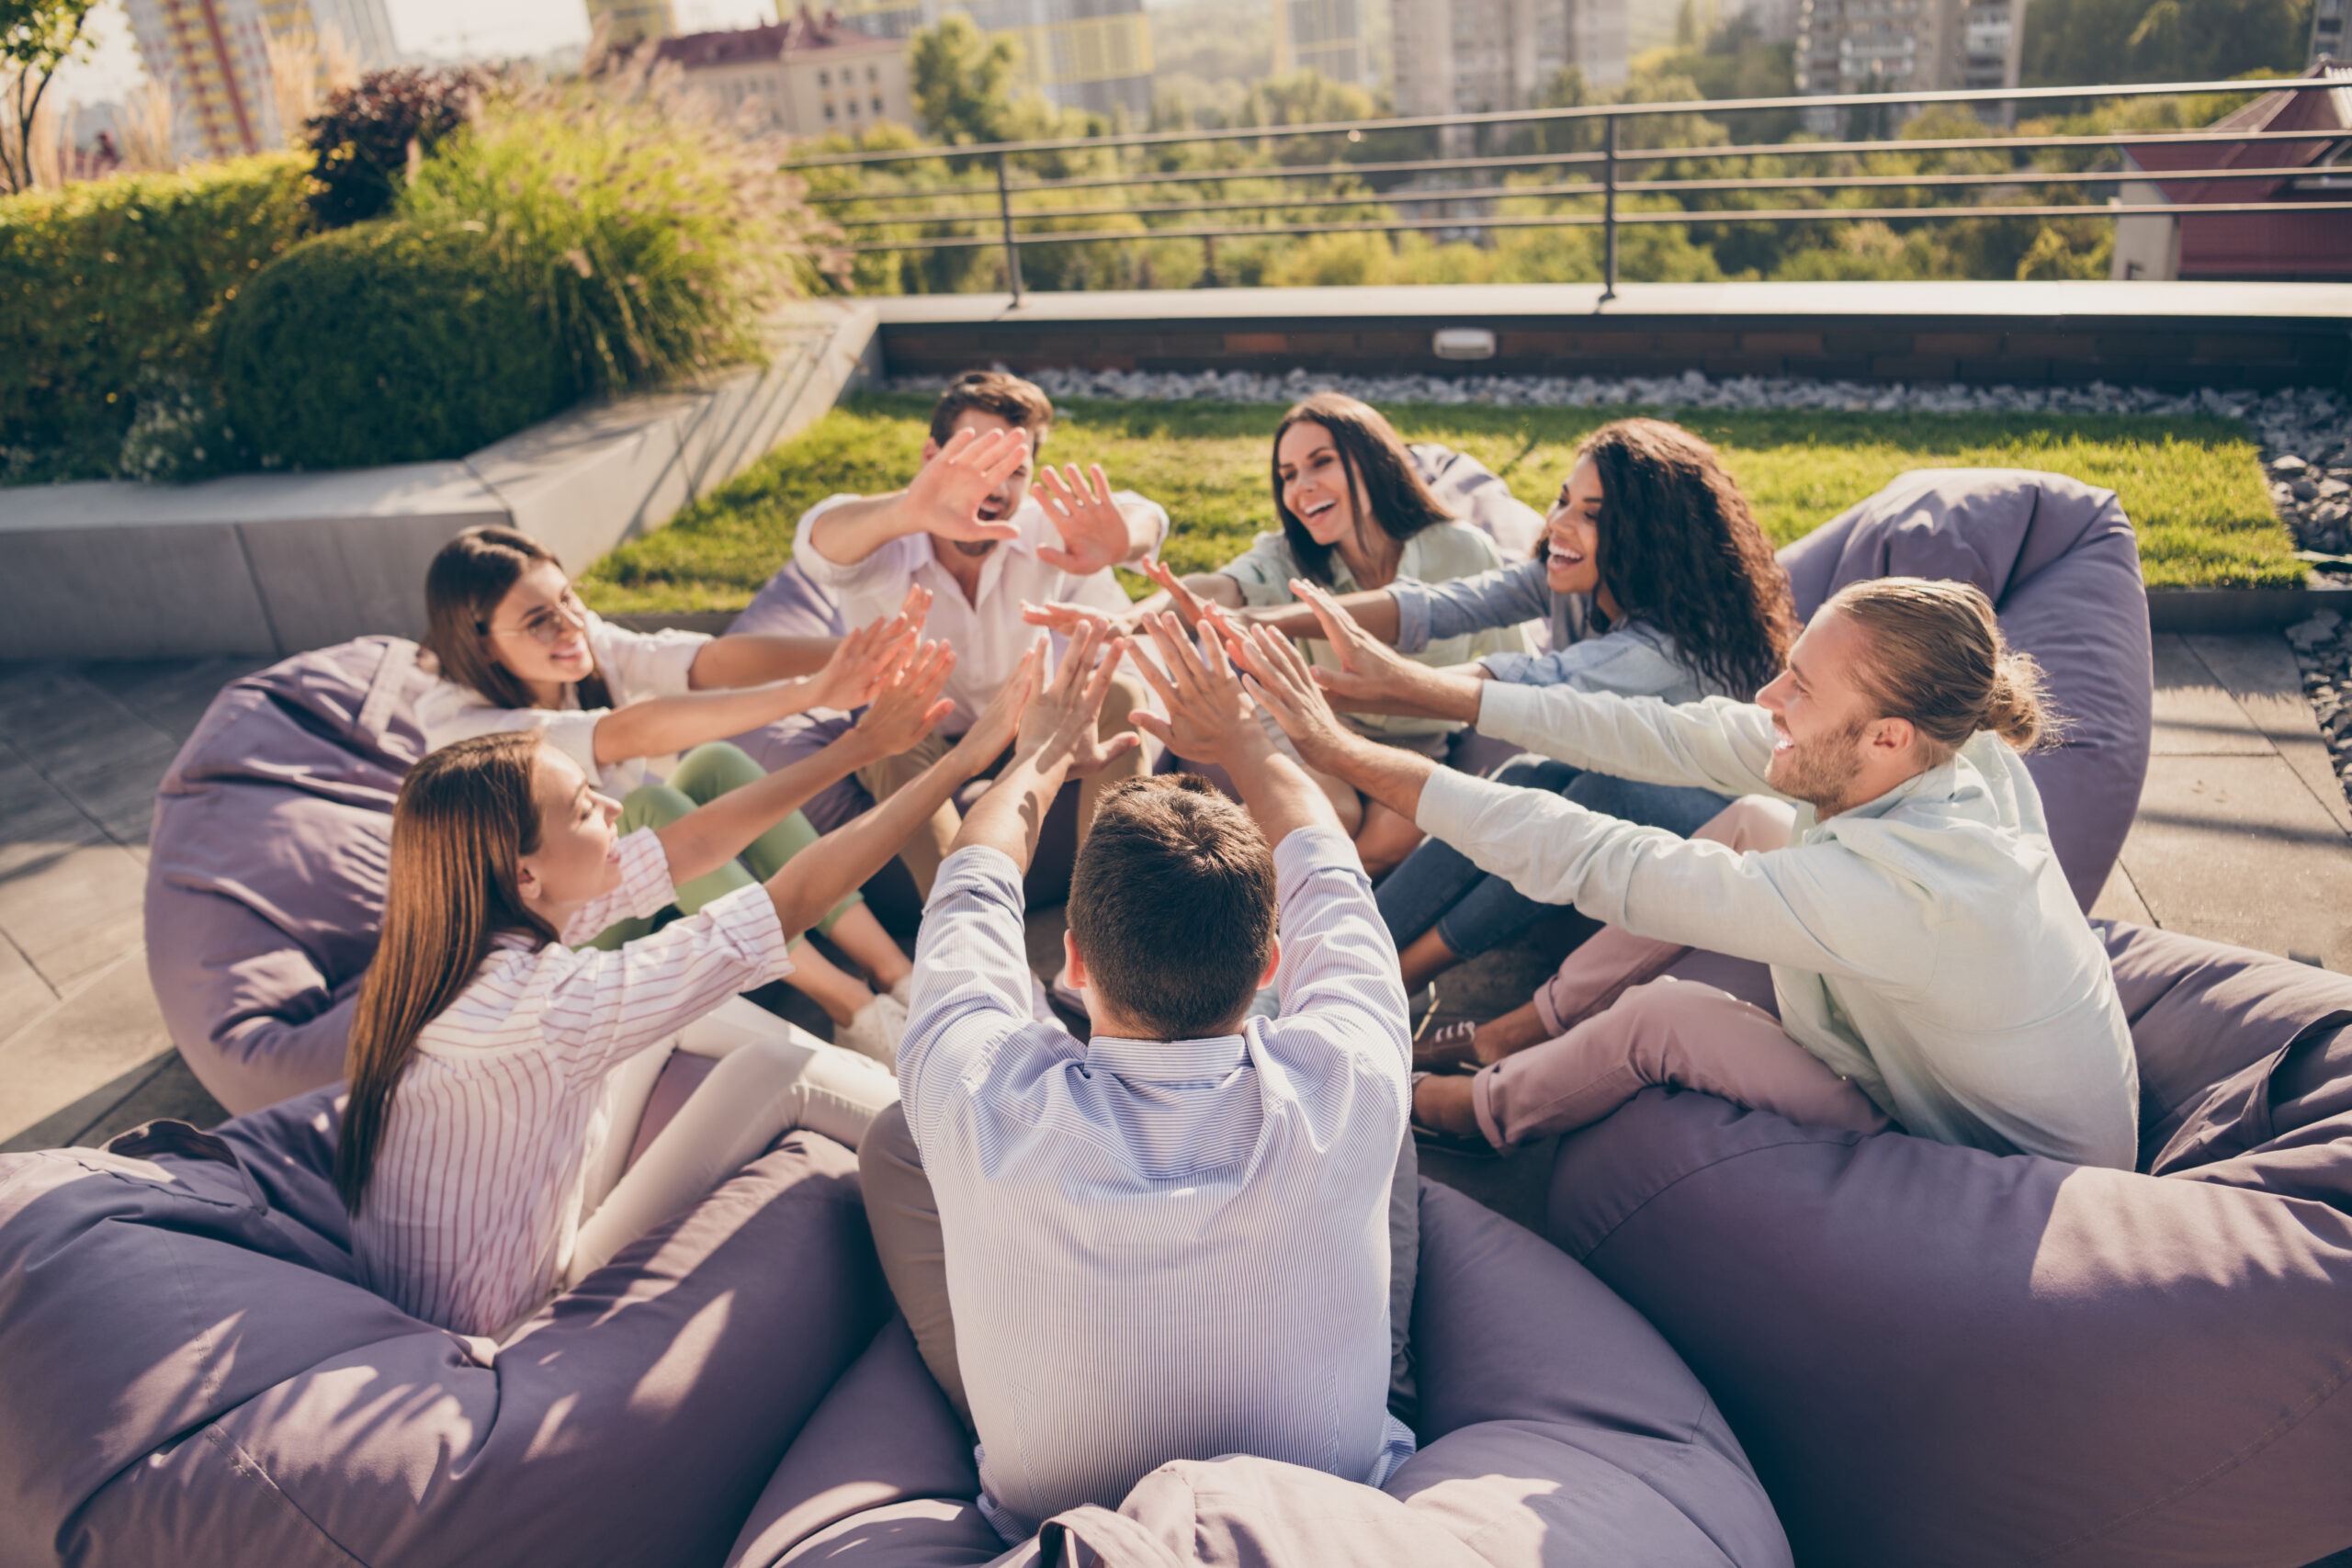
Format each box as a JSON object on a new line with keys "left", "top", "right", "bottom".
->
{"left": 0, "top": 0, "right": 95, "bottom": 195}
{"left": 2021, "top": 0, "right": 2312, "bottom": 85}
{"left": 910, "top": 14, "right": 1017, "bottom": 145}
{"left": 301, "top": 66, "right": 484, "bottom": 228}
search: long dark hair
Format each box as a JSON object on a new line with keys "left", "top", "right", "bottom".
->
{"left": 1271, "top": 393, "right": 1453, "bottom": 588}
{"left": 423, "top": 525, "right": 613, "bottom": 711}
{"left": 335, "top": 732, "right": 560, "bottom": 1215}
{"left": 1578, "top": 419, "right": 1796, "bottom": 698}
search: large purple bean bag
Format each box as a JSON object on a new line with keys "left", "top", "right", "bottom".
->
{"left": 0, "top": 1089, "right": 886, "bottom": 1568}
{"left": 144, "top": 637, "right": 433, "bottom": 1114}
{"left": 1548, "top": 920, "right": 2352, "bottom": 1568}
{"left": 1773, "top": 467, "right": 2151, "bottom": 910}
{"left": 725, "top": 1180, "right": 1792, "bottom": 1567}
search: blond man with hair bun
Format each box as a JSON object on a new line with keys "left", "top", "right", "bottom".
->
{"left": 1229, "top": 574, "right": 2140, "bottom": 1170}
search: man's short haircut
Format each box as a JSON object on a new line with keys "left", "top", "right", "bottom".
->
{"left": 1067, "top": 775, "right": 1277, "bottom": 1039}
{"left": 929, "top": 369, "right": 1054, "bottom": 456}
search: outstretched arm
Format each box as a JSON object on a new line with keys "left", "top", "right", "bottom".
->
{"left": 765, "top": 644, "right": 1045, "bottom": 940}
{"left": 1129, "top": 610, "right": 1337, "bottom": 845}
{"left": 654, "top": 641, "right": 955, "bottom": 887}
{"left": 951, "top": 623, "right": 1139, "bottom": 874}
{"left": 687, "top": 584, "right": 933, "bottom": 690}
{"left": 804, "top": 427, "right": 1030, "bottom": 570}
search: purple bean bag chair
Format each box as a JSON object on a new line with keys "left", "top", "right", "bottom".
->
{"left": 1547, "top": 922, "right": 2352, "bottom": 1567}
{"left": 144, "top": 637, "right": 433, "bottom": 1115}
{"left": 726, "top": 1180, "right": 1792, "bottom": 1567}
{"left": 0, "top": 1091, "right": 886, "bottom": 1567}
{"left": 1772, "top": 467, "right": 2152, "bottom": 910}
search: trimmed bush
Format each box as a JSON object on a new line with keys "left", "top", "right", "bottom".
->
{"left": 0, "top": 153, "right": 310, "bottom": 482}
{"left": 219, "top": 220, "right": 571, "bottom": 470}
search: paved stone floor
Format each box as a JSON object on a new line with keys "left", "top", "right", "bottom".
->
{"left": 5, "top": 634, "right": 2350, "bottom": 1224}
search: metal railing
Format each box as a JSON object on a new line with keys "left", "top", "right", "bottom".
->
{"left": 784, "top": 75, "right": 2352, "bottom": 302}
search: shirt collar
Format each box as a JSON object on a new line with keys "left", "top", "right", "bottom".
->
{"left": 1819, "top": 753, "right": 1964, "bottom": 829}
{"left": 1083, "top": 1032, "right": 1251, "bottom": 1082}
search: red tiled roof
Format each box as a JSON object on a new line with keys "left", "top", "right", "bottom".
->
{"left": 653, "top": 11, "right": 879, "bottom": 69}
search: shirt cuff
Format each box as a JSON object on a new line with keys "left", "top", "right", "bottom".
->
{"left": 702, "top": 882, "right": 796, "bottom": 987}
{"left": 1479, "top": 649, "right": 1534, "bottom": 684}
{"left": 929, "top": 842, "right": 1026, "bottom": 914}
{"left": 1412, "top": 766, "right": 1498, "bottom": 846}
{"left": 1470, "top": 677, "right": 1550, "bottom": 753}
{"left": 1115, "top": 492, "right": 1170, "bottom": 564}
{"left": 1389, "top": 579, "right": 1433, "bottom": 654}
{"left": 1272, "top": 823, "right": 1363, "bottom": 888}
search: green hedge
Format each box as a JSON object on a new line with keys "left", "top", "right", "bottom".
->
{"left": 220, "top": 220, "right": 571, "bottom": 470}
{"left": 0, "top": 154, "right": 311, "bottom": 482}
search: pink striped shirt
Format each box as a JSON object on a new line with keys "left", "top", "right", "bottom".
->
{"left": 352, "top": 829, "right": 793, "bottom": 1337}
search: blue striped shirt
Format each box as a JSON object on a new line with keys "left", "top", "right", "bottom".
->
{"left": 899, "top": 829, "right": 1416, "bottom": 1540}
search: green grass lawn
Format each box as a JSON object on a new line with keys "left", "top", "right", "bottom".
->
{"left": 580, "top": 393, "right": 2299, "bottom": 614}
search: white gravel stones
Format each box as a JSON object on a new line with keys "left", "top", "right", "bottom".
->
{"left": 2289, "top": 613, "right": 2352, "bottom": 807}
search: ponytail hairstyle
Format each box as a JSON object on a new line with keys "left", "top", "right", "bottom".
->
{"left": 1827, "top": 577, "right": 2063, "bottom": 760}
{"left": 423, "top": 525, "right": 613, "bottom": 712}
{"left": 1270, "top": 393, "right": 1454, "bottom": 588}
{"left": 1575, "top": 418, "right": 1797, "bottom": 698}
{"left": 335, "top": 732, "right": 559, "bottom": 1215}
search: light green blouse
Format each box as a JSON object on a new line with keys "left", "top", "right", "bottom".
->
{"left": 1216, "top": 523, "right": 1532, "bottom": 744}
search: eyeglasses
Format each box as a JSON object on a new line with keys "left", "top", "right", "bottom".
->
{"left": 481, "top": 588, "right": 589, "bottom": 647}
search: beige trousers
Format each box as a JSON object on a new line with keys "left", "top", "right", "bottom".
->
{"left": 854, "top": 673, "right": 1152, "bottom": 898}
{"left": 564, "top": 997, "right": 900, "bottom": 1288}
{"left": 857, "top": 1100, "right": 1421, "bottom": 1430}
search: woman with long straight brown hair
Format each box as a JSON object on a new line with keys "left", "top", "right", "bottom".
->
{"left": 338, "top": 632, "right": 1066, "bottom": 1337}
{"left": 416, "top": 525, "right": 924, "bottom": 1062}
{"left": 1035, "top": 392, "right": 1531, "bottom": 877}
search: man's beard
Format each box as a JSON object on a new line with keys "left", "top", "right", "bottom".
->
{"left": 1766, "top": 716, "right": 1872, "bottom": 815}
{"left": 951, "top": 538, "right": 999, "bottom": 558}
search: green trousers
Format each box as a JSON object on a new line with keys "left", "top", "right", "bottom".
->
{"left": 585, "top": 741, "right": 862, "bottom": 951}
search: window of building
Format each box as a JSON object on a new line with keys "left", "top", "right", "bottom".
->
{"left": 866, "top": 65, "right": 878, "bottom": 82}
{"left": 818, "top": 69, "right": 830, "bottom": 86}
{"left": 823, "top": 101, "right": 835, "bottom": 118}
{"left": 871, "top": 95, "right": 884, "bottom": 114}
{"left": 848, "top": 97, "right": 859, "bottom": 115}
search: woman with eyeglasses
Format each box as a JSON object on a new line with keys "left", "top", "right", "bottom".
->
{"left": 414, "top": 525, "right": 927, "bottom": 1063}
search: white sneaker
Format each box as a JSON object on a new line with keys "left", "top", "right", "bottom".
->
{"left": 834, "top": 992, "right": 908, "bottom": 1069}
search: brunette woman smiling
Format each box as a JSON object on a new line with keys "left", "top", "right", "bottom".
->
{"left": 416, "top": 526, "right": 923, "bottom": 1063}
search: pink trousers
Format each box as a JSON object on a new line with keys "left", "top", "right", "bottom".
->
{"left": 1472, "top": 796, "right": 1891, "bottom": 1149}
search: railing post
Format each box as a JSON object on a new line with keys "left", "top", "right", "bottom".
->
{"left": 1601, "top": 113, "right": 1619, "bottom": 302}
{"left": 995, "top": 150, "right": 1024, "bottom": 304}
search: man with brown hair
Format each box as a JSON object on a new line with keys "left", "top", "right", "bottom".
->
{"left": 793, "top": 370, "right": 1168, "bottom": 907}
{"left": 859, "top": 615, "right": 1416, "bottom": 1543}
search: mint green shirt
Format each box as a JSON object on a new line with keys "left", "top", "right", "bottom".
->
{"left": 1418, "top": 682, "right": 2139, "bottom": 1168}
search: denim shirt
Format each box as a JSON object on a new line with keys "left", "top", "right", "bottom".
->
{"left": 1390, "top": 558, "right": 1719, "bottom": 703}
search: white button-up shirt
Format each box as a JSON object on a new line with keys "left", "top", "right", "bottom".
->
{"left": 415, "top": 614, "right": 708, "bottom": 796}
{"left": 351, "top": 829, "right": 792, "bottom": 1337}
{"left": 1421, "top": 682, "right": 2140, "bottom": 1168}
{"left": 899, "top": 830, "right": 1416, "bottom": 1540}
{"left": 791, "top": 491, "right": 1166, "bottom": 734}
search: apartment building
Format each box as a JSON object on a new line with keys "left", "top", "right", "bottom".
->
{"left": 655, "top": 17, "right": 914, "bottom": 138}
{"left": 123, "top": 0, "right": 397, "bottom": 162}
{"left": 2314, "top": 0, "right": 2346, "bottom": 69}
{"left": 1794, "top": 0, "right": 2025, "bottom": 129}
{"left": 833, "top": 0, "right": 1152, "bottom": 118}
{"left": 1273, "top": 0, "right": 1380, "bottom": 89}
{"left": 1391, "top": 0, "right": 1626, "bottom": 122}
{"left": 586, "top": 0, "right": 677, "bottom": 50}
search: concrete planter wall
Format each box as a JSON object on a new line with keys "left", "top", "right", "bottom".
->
{"left": 0, "top": 303, "right": 879, "bottom": 661}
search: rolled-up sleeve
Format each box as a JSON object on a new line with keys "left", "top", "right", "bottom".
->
{"left": 586, "top": 615, "right": 706, "bottom": 701}
{"left": 1215, "top": 532, "right": 1301, "bottom": 610}
{"left": 791, "top": 493, "right": 913, "bottom": 592}
{"left": 1394, "top": 560, "right": 1551, "bottom": 653}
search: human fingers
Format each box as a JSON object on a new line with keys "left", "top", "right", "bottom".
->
{"left": 1128, "top": 631, "right": 1182, "bottom": 709}
{"left": 1086, "top": 463, "right": 1112, "bottom": 508}
{"left": 1132, "top": 711, "right": 1174, "bottom": 747}
{"left": 1020, "top": 599, "right": 1106, "bottom": 632}
{"left": 1079, "top": 637, "right": 1128, "bottom": 716}
{"left": 898, "top": 581, "right": 932, "bottom": 628}
{"left": 1035, "top": 464, "right": 1077, "bottom": 515}
{"left": 1152, "top": 609, "right": 1211, "bottom": 690}
{"left": 978, "top": 428, "right": 1030, "bottom": 487}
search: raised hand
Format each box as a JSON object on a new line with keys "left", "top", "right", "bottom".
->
{"left": 1033, "top": 463, "right": 1135, "bottom": 576}
{"left": 805, "top": 585, "right": 931, "bottom": 710}
{"left": 852, "top": 639, "right": 956, "bottom": 755}
{"left": 1130, "top": 610, "right": 1261, "bottom": 768}
{"left": 1285, "top": 576, "right": 1424, "bottom": 711}
{"left": 908, "top": 425, "right": 1031, "bottom": 544}
{"left": 1016, "top": 619, "right": 1140, "bottom": 778}
{"left": 1138, "top": 558, "right": 1214, "bottom": 630}
{"left": 1020, "top": 597, "right": 1138, "bottom": 638}
{"left": 950, "top": 639, "right": 1043, "bottom": 771}
{"left": 1223, "top": 617, "right": 1358, "bottom": 772}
